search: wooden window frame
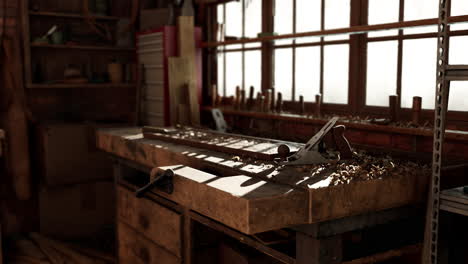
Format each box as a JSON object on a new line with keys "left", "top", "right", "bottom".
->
{"left": 210, "top": 0, "right": 468, "bottom": 127}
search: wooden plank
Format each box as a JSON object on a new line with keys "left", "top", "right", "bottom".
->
{"left": 168, "top": 57, "right": 197, "bottom": 126}
{"left": 308, "top": 172, "right": 427, "bottom": 223}
{"left": 296, "top": 233, "right": 342, "bottom": 264}
{"left": 151, "top": 166, "right": 308, "bottom": 234}
{"left": 97, "top": 128, "right": 431, "bottom": 227}
{"left": 440, "top": 187, "right": 468, "bottom": 205}
{"left": 177, "top": 16, "right": 200, "bottom": 126}
{"left": 117, "top": 186, "right": 182, "bottom": 257}
{"left": 190, "top": 211, "right": 295, "bottom": 264}
{"left": 118, "top": 222, "right": 181, "bottom": 264}
{"left": 143, "top": 128, "right": 301, "bottom": 161}
{"left": 202, "top": 15, "right": 468, "bottom": 47}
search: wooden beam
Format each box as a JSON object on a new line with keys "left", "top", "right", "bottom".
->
{"left": 202, "top": 15, "right": 468, "bottom": 47}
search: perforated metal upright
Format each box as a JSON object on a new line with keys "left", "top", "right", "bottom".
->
{"left": 423, "top": 1, "right": 468, "bottom": 263}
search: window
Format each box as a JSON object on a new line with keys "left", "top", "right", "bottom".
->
{"left": 364, "top": 0, "right": 468, "bottom": 117}
{"left": 401, "top": 38, "right": 437, "bottom": 109}
{"left": 366, "top": 41, "right": 398, "bottom": 107}
{"left": 212, "top": 0, "right": 468, "bottom": 124}
{"left": 273, "top": 0, "right": 350, "bottom": 103}
{"left": 217, "top": 0, "right": 262, "bottom": 97}
{"left": 404, "top": 0, "right": 438, "bottom": 34}
{"left": 368, "top": 0, "right": 399, "bottom": 37}
{"left": 323, "top": 44, "right": 349, "bottom": 104}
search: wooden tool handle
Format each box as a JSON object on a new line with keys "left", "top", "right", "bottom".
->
{"left": 276, "top": 92, "right": 283, "bottom": 112}
{"left": 389, "top": 95, "right": 398, "bottom": 122}
{"left": 299, "top": 95, "right": 305, "bottom": 115}
{"left": 412, "top": 96, "right": 422, "bottom": 125}
{"left": 332, "top": 126, "right": 353, "bottom": 160}
{"left": 315, "top": 94, "right": 322, "bottom": 117}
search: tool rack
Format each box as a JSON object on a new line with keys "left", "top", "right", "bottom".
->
{"left": 423, "top": 1, "right": 468, "bottom": 263}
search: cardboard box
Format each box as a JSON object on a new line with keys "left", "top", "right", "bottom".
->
{"left": 39, "top": 181, "right": 115, "bottom": 239}
{"left": 36, "top": 123, "right": 113, "bottom": 186}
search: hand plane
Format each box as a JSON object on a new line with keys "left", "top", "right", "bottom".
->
{"left": 281, "top": 117, "right": 353, "bottom": 166}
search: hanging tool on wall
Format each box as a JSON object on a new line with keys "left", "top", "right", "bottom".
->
{"left": 281, "top": 117, "right": 353, "bottom": 166}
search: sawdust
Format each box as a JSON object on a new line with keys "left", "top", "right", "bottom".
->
{"left": 293, "top": 151, "right": 430, "bottom": 186}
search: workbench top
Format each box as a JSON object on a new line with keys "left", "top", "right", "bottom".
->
{"left": 97, "top": 127, "right": 429, "bottom": 234}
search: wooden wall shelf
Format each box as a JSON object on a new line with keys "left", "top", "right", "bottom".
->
{"left": 31, "top": 43, "right": 135, "bottom": 52}
{"left": 202, "top": 106, "right": 468, "bottom": 142}
{"left": 27, "top": 83, "right": 136, "bottom": 89}
{"left": 29, "top": 11, "right": 121, "bottom": 20}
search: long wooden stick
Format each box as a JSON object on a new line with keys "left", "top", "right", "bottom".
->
{"left": 203, "top": 15, "right": 468, "bottom": 47}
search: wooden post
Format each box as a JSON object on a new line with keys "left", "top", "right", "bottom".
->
{"left": 296, "top": 232, "right": 342, "bottom": 264}
{"left": 212, "top": 84, "right": 218, "bottom": 107}
{"left": 299, "top": 95, "right": 305, "bottom": 115}
{"left": 235, "top": 86, "right": 241, "bottom": 110}
{"left": 240, "top": 89, "right": 246, "bottom": 110}
{"left": 248, "top": 86, "right": 255, "bottom": 110}
{"left": 271, "top": 87, "right": 276, "bottom": 112}
{"left": 276, "top": 92, "right": 283, "bottom": 113}
{"left": 256, "top": 92, "right": 263, "bottom": 112}
{"left": 315, "top": 94, "right": 322, "bottom": 117}
{"left": 183, "top": 210, "right": 193, "bottom": 264}
{"left": 389, "top": 95, "right": 398, "bottom": 122}
{"left": 412, "top": 96, "right": 422, "bottom": 125}
{"left": 264, "top": 90, "right": 272, "bottom": 113}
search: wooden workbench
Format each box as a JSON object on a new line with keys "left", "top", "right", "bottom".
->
{"left": 98, "top": 127, "right": 428, "bottom": 263}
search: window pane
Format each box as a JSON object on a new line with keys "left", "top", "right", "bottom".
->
{"left": 217, "top": 5, "right": 224, "bottom": 24}
{"left": 225, "top": 51, "right": 242, "bottom": 97}
{"left": 274, "top": 48, "right": 293, "bottom": 101}
{"left": 274, "top": 0, "right": 293, "bottom": 45}
{"left": 366, "top": 41, "right": 398, "bottom": 106}
{"left": 401, "top": 38, "right": 437, "bottom": 109}
{"left": 403, "top": 0, "right": 438, "bottom": 34}
{"left": 324, "top": 0, "right": 350, "bottom": 41}
{"left": 296, "top": 0, "right": 321, "bottom": 44}
{"left": 323, "top": 44, "right": 349, "bottom": 104}
{"left": 368, "top": 0, "right": 399, "bottom": 37}
{"left": 448, "top": 82, "right": 468, "bottom": 112}
{"left": 451, "top": 0, "right": 468, "bottom": 32}
{"left": 449, "top": 36, "right": 468, "bottom": 65}
{"left": 245, "top": 0, "right": 262, "bottom": 46}
{"left": 217, "top": 52, "right": 225, "bottom": 96}
{"left": 245, "top": 50, "right": 262, "bottom": 95}
{"left": 296, "top": 47, "right": 321, "bottom": 102}
{"left": 451, "top": 0, "right": 468, "bottom": 16}
{"left": 225, "top": 1, "right": 242, "bottom": 38}
{"left": 404, "top": 0, "right": 438, "bottom": 20}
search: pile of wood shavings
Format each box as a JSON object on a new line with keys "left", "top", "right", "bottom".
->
{"left": 296, "top": 151, "right": 430, "bottom": 186}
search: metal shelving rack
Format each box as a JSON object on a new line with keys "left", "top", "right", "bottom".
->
{"left": 423, "top": 0, "right": 468, "bottom": 263}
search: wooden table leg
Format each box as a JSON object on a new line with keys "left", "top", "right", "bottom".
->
{"left": 183, "top": 209, "right": 193, "bottom": 264}
{"left": 296, "top": 232, "right": 342, "bottom": 264}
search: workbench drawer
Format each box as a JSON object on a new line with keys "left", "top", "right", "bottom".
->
{"left": 117, "top": 186, "right": 182, "bottom": 257}
{"left": 118, "top": 222, "right": 181, "bottom": 264}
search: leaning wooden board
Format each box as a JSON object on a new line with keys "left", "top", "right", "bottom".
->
{"left": 97, "top": 127, "right": 428, "bottom": 234}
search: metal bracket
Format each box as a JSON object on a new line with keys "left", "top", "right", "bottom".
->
{"left": 211, "top": 108, "right": 228, "bottom": 132}
{"left": 135, "top": 169, "right": 174, "bottom": 198}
